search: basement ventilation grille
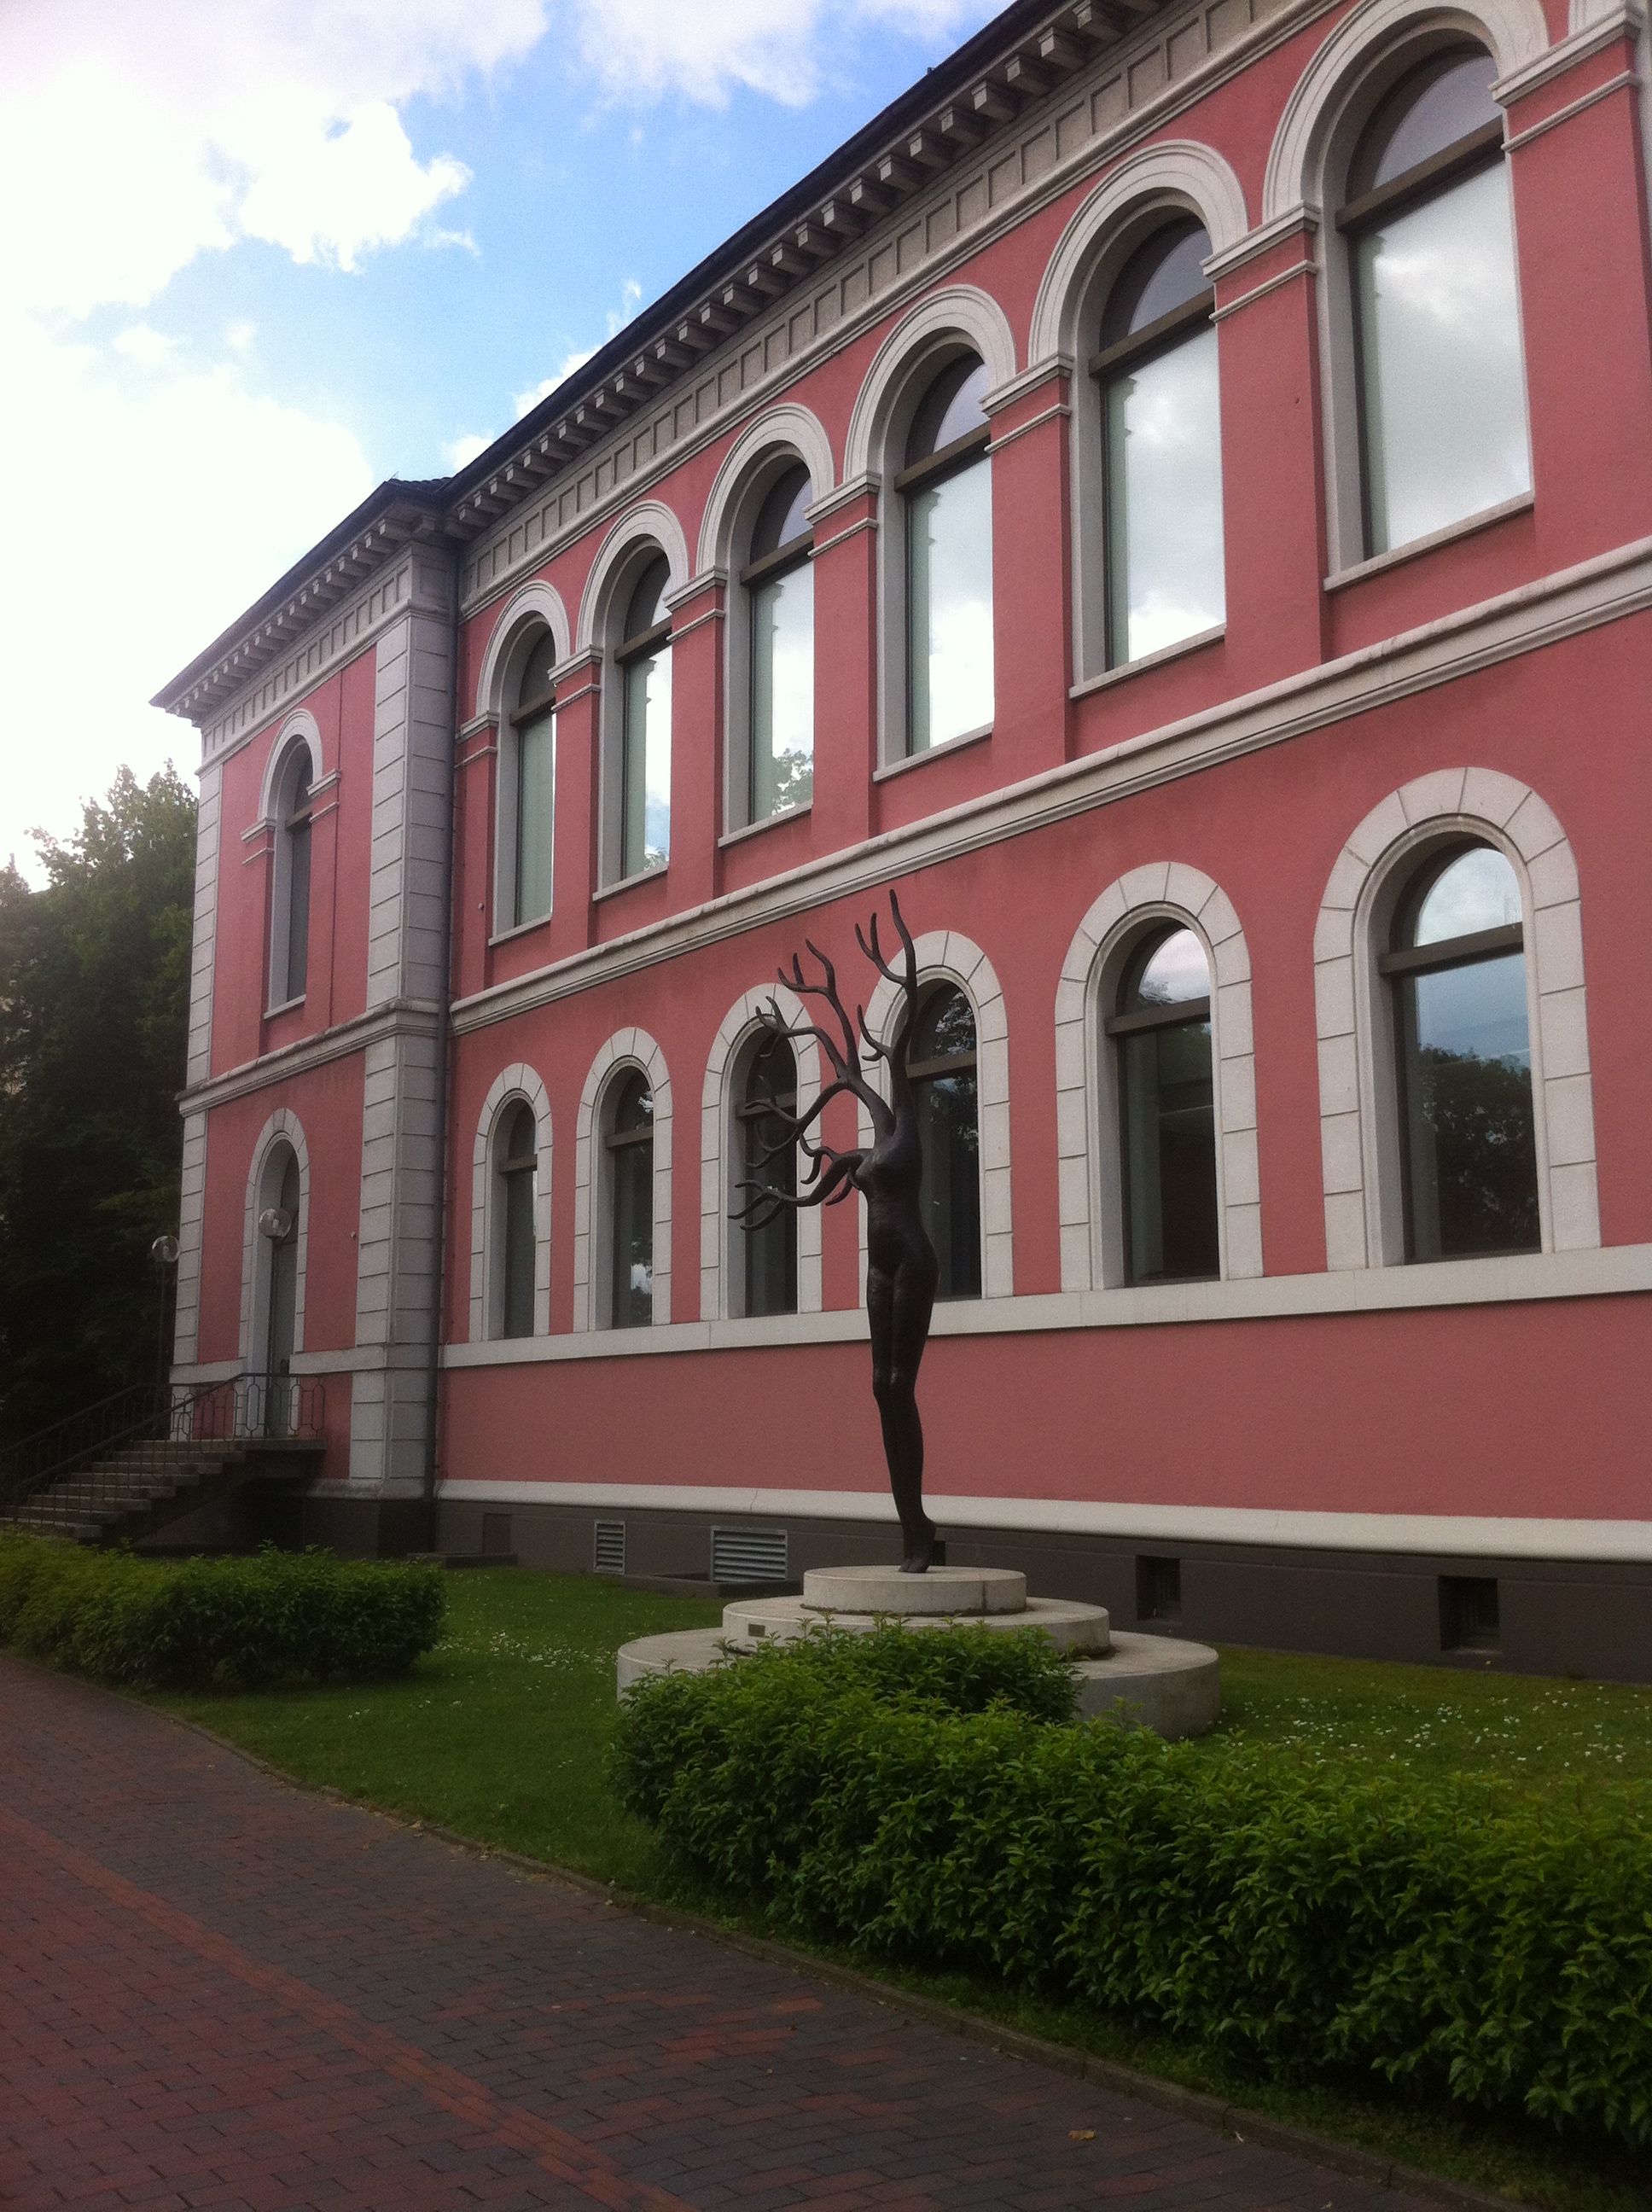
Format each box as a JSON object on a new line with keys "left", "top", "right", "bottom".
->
{"left": 593, "top": 1520, "right": 626, "bottom": 1575}
{"left": 711, "top": 1526, "right": 788, "bottom": 1585}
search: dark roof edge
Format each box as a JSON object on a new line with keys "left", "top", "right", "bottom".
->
{"left": 151, "top": 479, "right": 449, "bottom": 711}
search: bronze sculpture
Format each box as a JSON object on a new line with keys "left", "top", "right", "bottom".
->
{"left": 735, "top": 894, "right": 939, "bottom": 1571}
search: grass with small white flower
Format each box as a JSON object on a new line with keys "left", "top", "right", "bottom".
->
{"left": 150, "top": 1569, "right": 1652, "bottom": 2212}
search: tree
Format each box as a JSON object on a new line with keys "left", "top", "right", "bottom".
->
{"left": 0, "top": 767, "right": 196, "bottom": 1442}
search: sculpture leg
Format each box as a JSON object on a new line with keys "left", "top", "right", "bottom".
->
{"left": 868, "top": 1259, "right": 938, "bottom": 1571}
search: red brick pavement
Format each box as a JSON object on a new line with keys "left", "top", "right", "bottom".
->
{"left": 0, "top": 1656, "right": 1434, "bottom": 2212}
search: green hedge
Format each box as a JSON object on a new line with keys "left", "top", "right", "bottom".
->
{"left": 0, "top": 1534, "right": 445, "bottom": 1691}
{"left": 611, "top": 1627, "right": 1652, "bottom": 2152}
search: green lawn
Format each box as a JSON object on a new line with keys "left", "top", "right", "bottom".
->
{"left": 150, "top": 1569, "right": 1652, "bottom": 2212}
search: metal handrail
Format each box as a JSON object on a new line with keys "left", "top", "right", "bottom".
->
{"left": 1, "top": 1372, "right": 327, "bottom": 1526}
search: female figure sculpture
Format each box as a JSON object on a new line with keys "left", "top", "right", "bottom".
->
{"left": 735, "top": 894, "right": 939, "bottom": 1570}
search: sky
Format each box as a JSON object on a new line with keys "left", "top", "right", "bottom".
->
{"left": 0, "top": 0, "right": 1003, "bottom": 879}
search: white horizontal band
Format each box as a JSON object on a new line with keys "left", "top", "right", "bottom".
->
{"left": 434, "top": 1481, "right": 1652, "bottom": 1563}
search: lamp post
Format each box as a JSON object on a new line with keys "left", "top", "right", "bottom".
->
{"left": 151, "top": 1233, "right": 179, "bottom": 1433}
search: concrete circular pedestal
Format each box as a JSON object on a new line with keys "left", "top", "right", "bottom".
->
{"left": 617, "top": 1583, "right": 1221, "bottom": 1739}
{"left": 724, "top": 1592, "right": 1111, "bottom": 1656}
{"left": 800, "top": 1564, "right": 1027, "bottom": 1615}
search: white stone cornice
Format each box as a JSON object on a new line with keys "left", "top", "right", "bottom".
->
{"left": 179, "top": 999, "right": 441, "bottom": 1115}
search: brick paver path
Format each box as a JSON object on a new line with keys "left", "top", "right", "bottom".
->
{"left": 1, "top": 1656, "right": 1434, "bottom": 2212}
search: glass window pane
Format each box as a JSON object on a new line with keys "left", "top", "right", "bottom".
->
{"left": 916, "top": 1064, "right": 981, "bottom": 1299}
{"left": 908, "top": 357, "right": 989, "bottom": 463}
{"left": 1125, "top": 926, "right": 1209, "bottom": 1010}
{"left": 1103, "top": 221, "right": 1213, "bottom": 346}
{"left": 519, "top": 629, "right": 557, "bottom": 704}
{"left": 907, "top": 457, "right": 993, "bottom": 753}
{"left": 514, "top": 710, "right": 554, "bottom": 925}
{"left": 608, "top": 1079, "right": 654, "bottom": 1330}
{"left": 912, "top": 985, "right": 977, "bottom": 1062}
{"left": 1356, "top": 160, "right": 1530, "bottom": 555}
{"left": 1106, "top": 322, "right": 1225, "bottom": 663}
{"left": 1411, "top": 845, "right": 1521, "bottom": 944}
{"left": 1120, "top": 1019, "right": 1219, "bottom": 1283}
{"left": 751, "top": 564, "right": 814, "bottom": 820}
{"left": 742, "top": 1037, "right": 798, "bottom": 1318}
{"left": 622, "top": 648, "right": 671, "bottom": 876}
{"left": 625, "top": 556, "right": 670, "bottom": 641}
{"left": 503, "top": 1167, "right": 535, "bottom": 1338}
{"left": 1399, "top": 950, "right": 1539, "bottom": 1258}
{"left": 1353, "top": 50, "right": 1499, "bottom": 194}
{"left": 752, "top": 465, "right": 812, "bottom": 559}
{"left": 284, "top": 816, "right": 311, "bottom": 1001}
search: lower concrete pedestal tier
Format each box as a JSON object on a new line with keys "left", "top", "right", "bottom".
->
{"left": 615, "top": 1558, "right": 1221, "bottom": 1738}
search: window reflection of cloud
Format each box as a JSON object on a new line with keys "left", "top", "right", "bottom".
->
{"left": 1360, "top": 164, "right": 1529, "bottom": 550}
{"left": 912, "top": 462, "right": 993, "bottom": 747}
{"left": 1110, "top": 326, "right": 1224, "bottom": 660}
{"left": 642, "top": 648, "right": 671, "bottom": 867}
{"left": 1414, "top": 847, "right": 1521, "bottom": 943}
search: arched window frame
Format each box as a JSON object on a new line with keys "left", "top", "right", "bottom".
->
{"left": 700, "top": 986, "right": 825, "bottom": 1322}
{"left": 697, "top": 406, "right": 835, "bottom": 840}
{"left": 469, "top": 1065, "right": 553, "bottom": 1342}
{"left": 858, "top": 929, "right": 1013, "bottom": 1301}
{"left": 240, "top": 1109, "right": 311, "bottom": 1368}
{"left": 1313, "top": 769, "right": 1599, "bottom": 1270}
{"left": 573, "top": 1029, "right": 672, "bottom": 1330}
{"left": 260, "top": 718, "right": 324, "bottom": 1012}
{"left": 1055, "top": 867, "right": 1262, "bottom": 1292}
{"left": 842, "top": 288, "right": 1015, "bottom": 771}
{"left": 576, "top": 505, "right": 690, "bottom": 890}
{"left": 474, "top": 581, "right": 573, "bottom": 940}
{"left": 1259, "top": 0, "right": 1547, "bottom": 574}
{"left": 498, "top": 627, "right": 557, "bottom": 934}
{"left": 1026, "top": 142, "right": 1248, "bottom": 688}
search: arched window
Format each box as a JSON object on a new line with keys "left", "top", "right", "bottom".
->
{"left": 1108, "top": 926, "right": 1219, "bottom": 1284}
{"left": 270, "top": 748, "right": 312, "bottom": 1007}
{"left": 742, "top": 465, "right": 814, "bottom": 824}
{"left": 508, "top": 630, "right": 556, "bottom": 928}
{"left": 1341, "top": 47, "right": 1528, "bottom": 556}
{"left": 1382, "top": 843, "right": 1538, "bottom": 1260}
{"left": 254, "top": 1141, "right": 301, "bottom": 1433}
{"left": 899, "top": 357, "right": 993, "bottom": 755}
{"left": 1091, "top": 221, "right": 1224, "bottom": 667}
{"left": 617, "top": 556, "right": 672, "bottom": 879}
{"left": 736, "top": 1033, "right": 798, "bottom": 1317}
{"left": 605, "top": 1072, "right": 654, "bottom": 1327}
{"left": 493, "top": 1101, "right": 538, "bottom": 1338}
{"left": 908, "top": 986, "right": 980, "bottom": 1299}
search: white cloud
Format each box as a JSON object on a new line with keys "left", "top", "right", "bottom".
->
{"left": 0, "top": 311, "right": 376, "bottom": 879}
{"left": 0, "top": 0, "right": 550, "bottom": 314}
{"left": 513, "top": 278, "right": 644, "bottom": 416}
{"left": 567, "top": 0, "right": 978, "bottom": 107}
{"left": 444, "top": 432, "right": 495, "bottom": 469}
{"left": 113, "top": 325, "right": 183, "bottom": 365}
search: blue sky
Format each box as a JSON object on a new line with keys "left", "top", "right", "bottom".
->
{"left": 0, "top": 0, "right": 1001, "bottom": 875}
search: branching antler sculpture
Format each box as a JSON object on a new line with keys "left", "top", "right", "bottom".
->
{"left": 733, "top": 892, "right": 939, "bottom": 1570}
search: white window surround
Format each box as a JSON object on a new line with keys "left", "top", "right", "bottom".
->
{"left": 697, "top": 409, "right": 835, "bottom": 839}
{"left": 858, "top": 929, "right": 1013, "bottom": 1300}
{"left": 474, "top": 581, "right": 573, "bottom": 939}
{"left": 1026, "top": 143, "right": 1250, "bottom": 689}
{"left": 574, "top": 1028, "right": 673, "bottom": 1330}
{"left": 240, "top": 1109, "right": 311, "bottom": 1369}
{"left": 1055, "top": 864, "right": 1262, "bottom": 1293}
{"left": 259, "top": 715, "right": 324, "bottom": 1013}
{"left": 701, "top": 986, "right": 825, "bottom": 1321}
{"left": 575, "top": 504, "right": 691, "bottom": 888}
{"left": 1259, "top": 0, "right": 1547, "bottom": 573}
{"left": 470, "top": 1064, "right": 553, "bottom": 1341}
{"left": 840, "top": 287, "right": 1017, "bottom": 771}
{"left": 1314, "top": 766, "right": 1599, "bottom": 1270}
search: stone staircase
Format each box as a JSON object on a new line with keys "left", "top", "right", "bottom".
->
{"left": 9, "top": 1438, "right": 253, "bottom": 1547}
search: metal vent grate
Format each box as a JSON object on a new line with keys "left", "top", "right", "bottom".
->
{"left": 711, "top": 1525, "right": 788, "bottom": 1584}
{"left": 593, "top": 1520, "right": 626, "bottom": 1575}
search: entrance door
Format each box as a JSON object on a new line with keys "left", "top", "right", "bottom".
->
{"left": 265, "top": 1152, "right": 300, "bottom": 1435}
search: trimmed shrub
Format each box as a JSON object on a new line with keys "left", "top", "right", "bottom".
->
{"left": 0, "top": 1534, "right": 445, "bottom": 1691}
{"left": 611, "top": 1628, "right": 1652, "bottom": 2152}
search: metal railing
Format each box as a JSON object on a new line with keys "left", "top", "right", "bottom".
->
{"left": 0, "top": 1372, "right": 327, "bottom": 1526}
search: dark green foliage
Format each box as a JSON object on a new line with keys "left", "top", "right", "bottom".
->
{"left": 0, "top": 1535, "right": 445, "bottom": 1691}
{"left": 0, "top": 768, "right": 197, "bottom": 1441}
{"left": 611, "top": 1629, "right": 1652, "bottom": 2152}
